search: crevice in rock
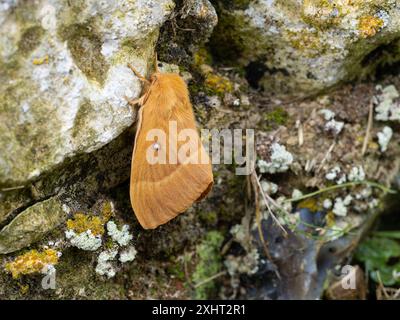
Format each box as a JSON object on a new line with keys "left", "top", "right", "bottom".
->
{"left": 0, "top": 192, "right": 57, "bottom": 231}
{"left": 245, "top": 60, "right": 267, "bottom": 89}
{"left": 361, "top": 37, "right": 400, "bottom": 80}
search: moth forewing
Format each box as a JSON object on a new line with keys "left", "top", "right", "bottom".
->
{"left": 129, "top": 69, "right": 213, "bottom": 229}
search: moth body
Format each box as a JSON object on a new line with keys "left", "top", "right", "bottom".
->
{"left": 128, "top": 65, "right": 213, "bottom": 229}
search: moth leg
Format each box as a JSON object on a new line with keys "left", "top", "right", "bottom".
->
{"left": 124, "top": 95, "right": 141, "bottom": 107}
{"left": 127, "top": 63, "right": 149, "bottom": 84}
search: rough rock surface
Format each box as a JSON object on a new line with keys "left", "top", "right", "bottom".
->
{"left": 0, "top": 0, "right": 399, "bottom": 301}
{"left": 0, "top": 197, "right": 68, "bottom": 254}
{"left": 0, "top": 0, "right": 174, "bottom": 186}
{"left": 210, "top": 0, "right": 400, "bottom": 97}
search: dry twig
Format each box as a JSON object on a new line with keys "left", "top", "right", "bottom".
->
{"left": 361, "top": 100, "right": 374, "bottom": 156}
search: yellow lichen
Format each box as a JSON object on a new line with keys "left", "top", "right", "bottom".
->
{"left": 325, "top": 211, "right": 336, "bottom": 227}
{"left": 101, "top": 202, "right": 114, "bottom": 223}
{"left": 302, "top": 0, "right": 382, "bottom": 30}
{"left": 356, "top": 135, "right": 379, "bottom": 151}
{"left": 204, "top": 73, "right": 233, "bottom": 96}
{"left": 66, "top": 213, "right": 105, "bottom": 236}
{"left": 32, "top": 55, "right": 49, "bottom": 65}
{"left": 193, "top": 47, "right": 212, "bottom": 67}
{"left": 5, "top": 249, "right": 59, "bottom": 279}
{"left": 66, "top": 202, "right": 114, "bottom": 236}
{"left": 301, "top": 0, "right": 342, "bottom": 27}
{"left": 358, "top": 15, "right": 384, "bottom": 38}
{"left": 297, "top": 198, "right": 320, "bottom": 212}
{"left": 286, "top": 30, "right": 325, "bottom": 56}
{"left": 19, "top": 284, "right": 30, "bottom": 295}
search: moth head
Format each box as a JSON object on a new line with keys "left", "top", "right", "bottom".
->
{"left": 150, "top": 72, "right": 161, "bottom": 84}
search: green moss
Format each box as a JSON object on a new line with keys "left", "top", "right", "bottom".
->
{"left": 17, "top": 26, "right": 45, "bottom": 56}
{"left": 58, "top": 22, "right": 109, "bottom": 85}
{"left": 113, "top": 30, "right": 159, "bottom": 67}
{"left": 208, "top": 10, "right": 268, "bottom": 64}
{"left": 213, "top": 0, "right": 251, "bottom": 10}
{"left": 167, "top": 257, "right": 185, "bottom": 281}
{"left": 192, "top": 231, "right": 224, "bottom": 299}
{"left": 199, "top": 211, "right": 218, "bottom": 226}
{"left": 262, "top": 107, "right": 289, "bottom": 129}
{"left": 193, "top": 47, "right": 213, "bottom": 67}
{"left": 72, "top": 99, "right": 92, "bottom": 139}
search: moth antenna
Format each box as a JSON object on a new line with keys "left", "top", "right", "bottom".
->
{"left": 127, "top": 63, "right": 150, "bottom": 84}
{"left": 154, "top": 53, "right": 159, "bottom": 73}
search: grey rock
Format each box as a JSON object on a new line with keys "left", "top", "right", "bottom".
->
{"left": 212, "top": 0, "right": 400, "bottom": 97}
{"left": 0, "top": 0, "right": 174, "bottom": 186}
{"left": 0, "top": 196, "right": 69, "bottom": 254}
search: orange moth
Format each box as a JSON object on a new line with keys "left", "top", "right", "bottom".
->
{"left": 126, "top": 56, "right": 213, "bottom": 229}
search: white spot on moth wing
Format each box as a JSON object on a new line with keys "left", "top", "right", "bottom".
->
{"left": 152, "top": 142, "right": 161, "bottom": 150}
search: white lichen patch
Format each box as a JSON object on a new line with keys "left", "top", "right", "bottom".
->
{"left": 119, "top": 246, "right": 137, "bottom": 263}
{"left": 325, "top": 165, "right": 341, "bottom": 181}
{"left": 319, "top": 109, "right": 336, "bottom": 121}
{"left": 230, "top": 224, "right": 247, "bottom": 246}
{"left": 325, "top": 165, "right": 348, "bottom": 184}
{"left": 262, "top": 195, "right": 293, "bottom": 225}
{"left": 276, "top": 196, "right": 292, "bottom": 214}
{"left": 291, "top": 189, "right": 303, "bottom": 199}
{"left": 224, "top": 248, "right": 260, "bottom": 276}
{"left": 260, "top": 180, "right": 278, "bottom": 194}
{"left": 332, "top": 195, "right": 353, "bottom": 217}
{"left": 377, "top": 126, "right": 393, "bottom": 152}
{"left": 107, "top": 221, "right": 133, "bottom": 247}
{"left": 323, "top": 198, "right": 333, "bottom": 209}
{"left": 257, "top": 143, "right": 293, "bottom": 174}
{"left": 348, "top": 165, "right": 366, "bottom": 182}
{"left": 376, "top": 10, "right": 390, "bottom": 28}
{"left": 319, "top": 103, "right": 345, "bottom": 135}
{"left": 65, "top": 229, "right": 102, "bottom": 251}
{"left": 369, "top": 198, "right": 379, "bottom": 209}
{"left": 95, "top": 249, "right": 118, "bottom": 278}
{"left": 355, "top": 187, "right": 372, "bottom": 200}
{"left": 324, "top": 119, "right": 344, "bottom": 135}
{"left": 337, "top": 175, "right": 347, "bottom": 185}
{"left": 375, "top": 85, "right": 400, "bottom": 121}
